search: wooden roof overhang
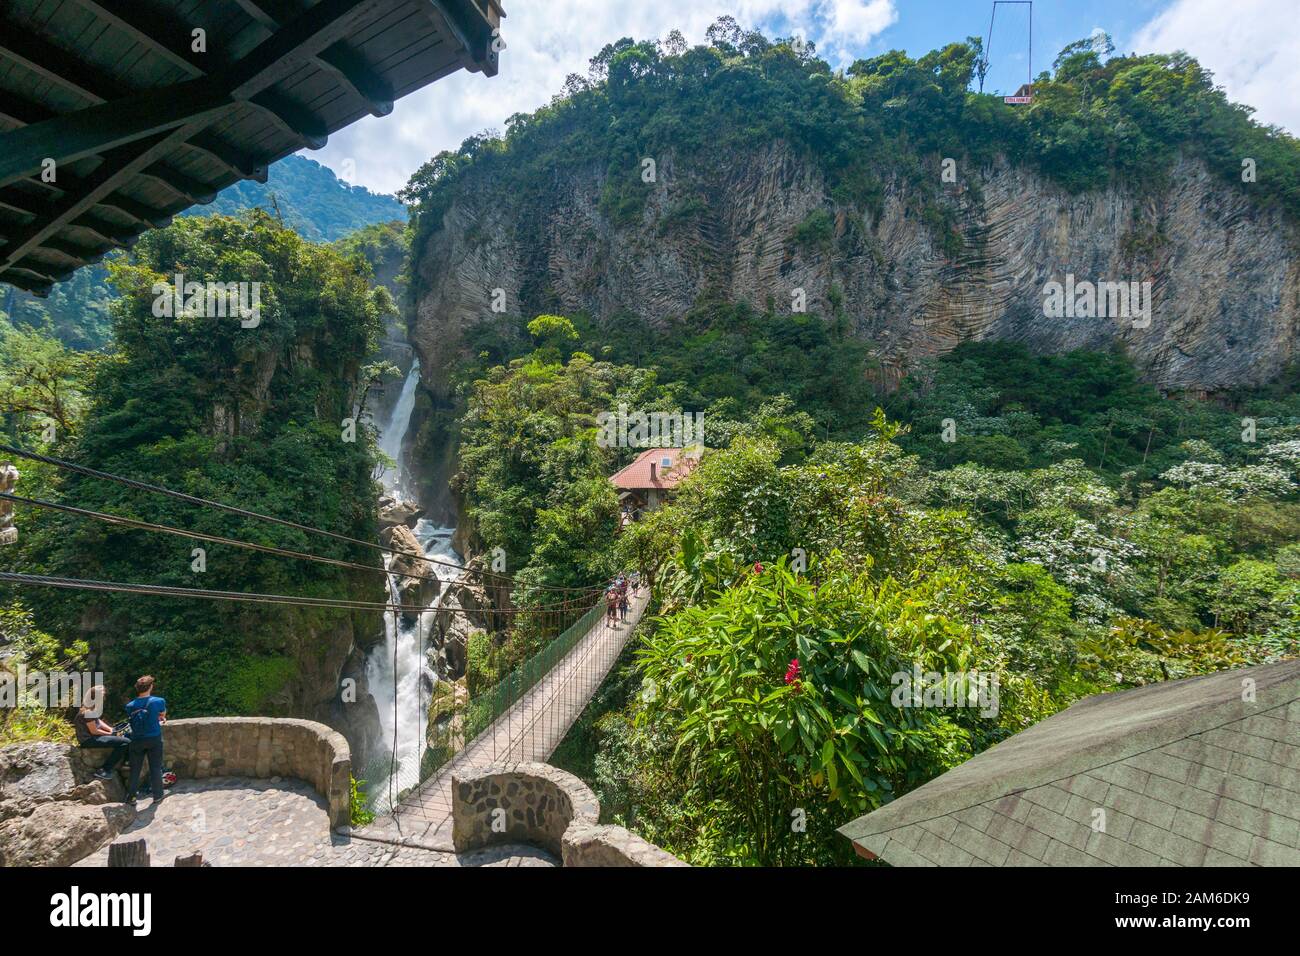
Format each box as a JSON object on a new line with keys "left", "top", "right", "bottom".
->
{"left": 0, "top": 0, "right": 504, "bottom": 296}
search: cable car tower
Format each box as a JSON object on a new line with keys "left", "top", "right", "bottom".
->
{"left": 977, "top": 1, "right": 1034, "bottom": 104}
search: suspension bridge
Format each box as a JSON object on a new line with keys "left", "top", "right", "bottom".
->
{"left": 353, "top": 585, "right": 648, "bottom": 849}
{"left": 0, "top": 442, "right": 647, "bottom": 850}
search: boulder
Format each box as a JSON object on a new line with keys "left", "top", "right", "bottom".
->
{"left": 331, "top": 646, "right": 383, "bottom": 766}
{"left": 0, "top": 741, "right": 77, "bottom": 809}
{"left": 436, "top": 620, "right": 474, "bottom": 680}
{"left": 382, "top": 523, "right": 424, "bottom": 574}
{"left": 0, "top": 741, "right": 134, "bottom": 865}
{"left": 382, "top": 524, "right": 441, "bottom": 619}
{"left": 425, "top": 678, "right": 468, "bottom": 755}
{"left": 378, "top": 495, "right": 424, "bottom": 530}
{"left": 438, "top": 578, "right": 492, "bottom": 632}
{"left": 461, "top": 556, "right": 511, "bottom": 617}
{"left": 0, "top": 800, "right": 134, "bottom": 867}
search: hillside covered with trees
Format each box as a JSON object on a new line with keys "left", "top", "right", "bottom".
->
{"left": 396, "top": 21, "right": 1300, "bottom": 864}
{"left": 1, "top": 156, "right": 406, "bottom": 351}
{"left": 1, "top": 212, "right": 394, "bottom": 725}
{"left": 2, "top": 19, "right": 1296, "bottom": 868}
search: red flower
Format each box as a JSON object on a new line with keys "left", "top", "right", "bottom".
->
{"left": 753, "top": 562, "right": 764, "bottom": 574}
{"left": 784, "top": 658, "right": 801, "bottom": 690}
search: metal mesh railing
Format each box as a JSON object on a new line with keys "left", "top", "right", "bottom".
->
{"left": 357, "top": 596, "right": 610, "bottom": 815}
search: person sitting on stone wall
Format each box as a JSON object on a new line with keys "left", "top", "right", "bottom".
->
{"left": 75, "top": 684, "right": 130, "bottom": 780}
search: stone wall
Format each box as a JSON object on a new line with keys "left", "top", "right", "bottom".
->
{"left": 451, "top": 762, "right": 685, "bottom": 866}
{"left": 164, "top": 718, "right": 351, "bottom": 829}
{"left": 562, "top": 822, "right": 689, "bottom": 867}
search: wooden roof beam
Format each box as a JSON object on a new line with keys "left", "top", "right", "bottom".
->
{"left": 231, "top": 0, "right": 395, "bottom": 116}
{"left": 73, "top": 0, "right": 338, "bottom": 144}
{"left": 0, "top": 173, "right": 180, "bottom": 231}
{"left": 0, "top": 19, "right": 262, "bottom": 181}
{"left": 0, "top": 77, "right": 236, "bottom": 189}
{"left": 0, "top": 0, "right": 383, "bottom": 182}
{"left": 222, "top": 0, "right": 394, "bottom": 99}
{"left": 0, "top": 128, "right": 194, "bottom": 269}
{"left": 136, "top": 164, "right": 219, "bottom": 205}
{"left": 0, "top": 78, "right": 236, "bottom": 189}
{"left": 430, "top": 0, "right": 501, "bottom": 77}
{"left": 32, "top": 237, "right": 116, "bottom": 265}
{"left": 1, "top": 263, "right": 61, "bottom": 290}
{"left": 249, "top": 91, "right": 329, "bottom": 149}
{"left": 85, "top": 194, "right": 179, "bottom": 229}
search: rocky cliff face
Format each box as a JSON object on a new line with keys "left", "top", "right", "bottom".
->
{"left": 410, "top": 144, "right": 1298, "bottom": 402}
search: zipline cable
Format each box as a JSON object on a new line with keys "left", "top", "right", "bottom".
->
{"left": 0, "top": 568, "right": 593, "bottom": 618}
{"left": 0, "top": 442, "right": 603, "bottom": 596}
{"left": 0, "top": 570, "right": 438, "bottom": 613}
{"left": 0, "top": 491, "right": 593, "bottom": 613}
{"left": 2, "top": 490, "right": 439, "bottom": 582}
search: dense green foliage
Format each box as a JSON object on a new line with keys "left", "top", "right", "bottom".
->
{"left": 454, "top": 351, "right": 645, "bottom": 591}
{"left": 2, "top": 156, "right": 407, "bottom": 352}
{"left": 0, "top": 603, "right": 89, "bottom": 744}
{"left": 332, "top": 220, "right": 411, "bottom": 305}
{"left": 1, "top": 211, "right": 391, "bottom": 715}
{"left": 1, "top": 267, "right": 117, "bottom": 351}
{"left": 465, "top": 323, "right": 1297, "bottom": 864}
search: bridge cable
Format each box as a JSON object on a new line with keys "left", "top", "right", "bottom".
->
{"left": 0, "top": 566, "right": 588, "bottom": 619}
{"left": 0, "top": 442, "right": 602, "bottom": 596}
{"left": 0, "top": 490, "right": 589, "bottom": 613}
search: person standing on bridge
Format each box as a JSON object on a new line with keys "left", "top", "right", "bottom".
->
{"left": 619, "top": 588, "right": 630, "bottom": 622}
{"left": 606, "top": 587, "right": 620, "bottom": 625}
{"left": 124, "top": 675, "right": 168, "bottom": 804}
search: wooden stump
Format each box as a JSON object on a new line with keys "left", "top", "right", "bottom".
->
{"left": 108, "top": 839, "right": 150, "bottom": 867}
{"left": 173, "top": 852, "right": 208, "bottom": 867}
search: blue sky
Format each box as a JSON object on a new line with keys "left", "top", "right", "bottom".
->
{"left": 866, "top": 0, "right": 1171, "bottom": 94}
{"left": 314, "top": 0, "right": 1297, "bottom": 194}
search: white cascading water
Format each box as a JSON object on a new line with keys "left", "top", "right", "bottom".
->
{"left": 378, "top": 359, "right": 421, "bottom": 495}
{"left": 365, "top": 361, "right": 460, "bottom": 804}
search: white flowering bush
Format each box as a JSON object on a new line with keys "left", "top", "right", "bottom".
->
{"left": 1159, "top": 460, "right": 1296, "bottom": 500}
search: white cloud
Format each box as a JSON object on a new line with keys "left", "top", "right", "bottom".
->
{"left": 820, "top": 0, "right": 898, "bottom": 61}
{"left": 1133, "top": 0, "right": 1300, "bottom": 135}
{"left": 310, "top": 1, "right": 896, "bottom": 194}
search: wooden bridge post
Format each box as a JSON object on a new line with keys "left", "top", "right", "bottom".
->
{"left": 107, "top": 839, "right": 150, "bottom": 867}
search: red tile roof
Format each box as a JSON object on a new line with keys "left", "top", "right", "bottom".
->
{"left": 609, "top": 448, "right": 701, "bottom": 491}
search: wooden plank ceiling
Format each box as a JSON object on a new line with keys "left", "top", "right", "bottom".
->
{"left": 0, "top": 0, "right": 504, "bottom": 294}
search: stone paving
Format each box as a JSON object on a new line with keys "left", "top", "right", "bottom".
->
{"left": 74, "top": 777, "right": 556, "bottom": 867}
{"left": 354, "top": 588, "right": 649, "bottom": 852}
{"left": 73, "top": 589, "right": 647, "bottom": 867}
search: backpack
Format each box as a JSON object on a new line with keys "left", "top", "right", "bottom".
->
{"left": 127, "top": 699, "right": 154, "bottom": 738}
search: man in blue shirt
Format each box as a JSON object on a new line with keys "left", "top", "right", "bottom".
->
{"left": 124, "top": 675, "right": 167, "bottom": 803}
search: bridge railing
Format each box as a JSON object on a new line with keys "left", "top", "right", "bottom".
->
{"left": 358, "top": 597, "right": 605, "bottom": 815}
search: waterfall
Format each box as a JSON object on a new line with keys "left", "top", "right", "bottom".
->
{"left": 378, "top": 360, "right": 421, "bottom": 494}
{"left": 364, "top": 359, "right": 460, "bottom": 806}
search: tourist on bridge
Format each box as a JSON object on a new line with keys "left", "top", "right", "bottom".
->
{"left": 75, "top": 685, "right": 129, "bottom": 780}
{"left": 619, "top": 590, "right": 630, "bottom": 622}
{"left": 124, "top": 675, "right": 168, "bottom": 804}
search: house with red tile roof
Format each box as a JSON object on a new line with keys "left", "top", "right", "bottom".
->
{"left": 610, "top": 447, "right": 702, "bottom": 525}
